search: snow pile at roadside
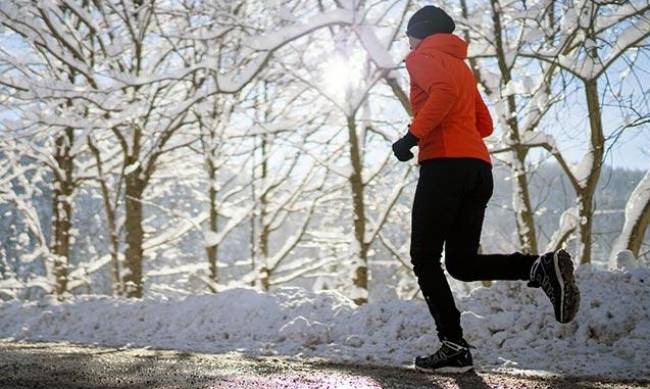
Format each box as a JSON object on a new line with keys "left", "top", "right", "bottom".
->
{"left": 1, "top": 264, "right": 649, "bottom": 379}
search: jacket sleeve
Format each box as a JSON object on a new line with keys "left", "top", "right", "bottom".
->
{"left": 405, "top": 52, "right": 458, "bottom": 140}
{"left": 475, "top": 89, "right": 493, "bottom": 138}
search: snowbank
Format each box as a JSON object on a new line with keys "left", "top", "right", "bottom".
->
{"left": 1, "top": 265, "right": 649, "bottom": 379}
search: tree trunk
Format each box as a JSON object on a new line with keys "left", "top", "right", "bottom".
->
{"left": 627, "top": 213, "right": 650, "bottom": 259}
{"left": 489, "top": 0, "right": 538, "bottom": 254}
{"left": 258, "top": 134, "right": 271, "bottom": 291}
{"left": 624, "top": 190, "right": 650, "bottom": 259}
{"left": 123, "top": 168, "right": 145, "bottom": 298}
{"left": 347, "top": 116, "right": 368, "bottom": 305}
{"left": 206, "top": 155, "right": 219, "bottom": 292}
{"left": 510, "top": 139, "right": 539, "bottom": 254}
{"left": 576, "top": 79, "right": 605, "bottom": 264}
{"left": 258, "top": 218, "right": 271, "bottom": 289}
{"left": 610, "top": 166, "right": 650, "bottom": 263}
{"left": 250, "top": 143, "right": 256, "bottom": 287}
{"left": 50, "top": 128, "right": 74, "bottom": 297}
{"left": 258, "top": 220, "right": 271, "bottom": 291}
{"left": 575, "top": 192, "right": 594, "bottom": 264}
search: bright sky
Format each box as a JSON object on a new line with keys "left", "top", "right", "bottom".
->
{"left": 527, "top": 53, "right": 650, "bottom": 171}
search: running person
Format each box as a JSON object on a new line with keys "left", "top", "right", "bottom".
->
{"left": 391, "top": 5, "right": 581, "bottom": 373}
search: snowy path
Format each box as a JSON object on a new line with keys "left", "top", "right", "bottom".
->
{"left": 2, "top": 265, "right": 650, "bottom": 379}
{"left": 0, "top": 341, "right": 647, "bottom": 389}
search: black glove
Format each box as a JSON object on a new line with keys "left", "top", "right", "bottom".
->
{"left": 392, "top": 127, "right": 419, "bottom": 162}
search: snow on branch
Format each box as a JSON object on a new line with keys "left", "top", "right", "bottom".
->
{"left": 354, "top": 24, "right": 398, "bottom": 70}
{"left": 609, "top": 164, "right": 650, "bottom": 265}
{"left": 546, "top": 207, "right": 579, "bottom": 252}
{"left": 598, "top": 15, "right": 650, "bottom": 76}
{"left": 246, "top": 9, "right": 353, "bottom": 52}
{"left": 596, "top": 3, "right": 650, "bottom": 33}
{"left": 527, "top": 4, "right": 650, "bottom": 80}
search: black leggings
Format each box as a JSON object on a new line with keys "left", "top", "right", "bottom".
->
{"left": 410, "top": 158, "right": 538, "bottom": 342}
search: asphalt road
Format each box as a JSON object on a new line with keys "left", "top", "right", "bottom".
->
{"left": 0, "top": 341, "right": 647, "bottom": 389}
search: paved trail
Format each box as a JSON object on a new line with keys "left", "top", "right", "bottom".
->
{"left": 0, "top": 341, "right": 647, "bottom": 388}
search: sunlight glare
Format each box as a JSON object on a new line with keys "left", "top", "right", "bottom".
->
{"left": 319, "top": 49, "right": 366, "bottom": 104}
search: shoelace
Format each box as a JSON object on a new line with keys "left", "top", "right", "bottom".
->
{"left": 425, "top": 340, "right": 473, "bottom": 364}
{"left": 534, "top": 260, "right": 560, "bottom": 307}
{"left": 541, "top": 278, "right": 555, "bottom": 303}
{"left": 527, "top": 258, "right": 542, "bottom": 288}
{"left": 427, "top": 344, "right": 450, "bottom": 364}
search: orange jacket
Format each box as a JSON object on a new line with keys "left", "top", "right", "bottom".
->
{"left": 405, "top": 33, "right": 493, "bottom": 165}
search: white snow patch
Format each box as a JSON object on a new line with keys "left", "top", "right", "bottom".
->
{"left": 612, "top": 250, "right": 638, "bottom": 271}
{"left": 123, "top": 161, "right": 140, "bottom": 175}
{"left": 571, "top": 152, "right": 594, "bottom": 188}
{"left": 203, "top": 230, "right": 220, "bottom": 248}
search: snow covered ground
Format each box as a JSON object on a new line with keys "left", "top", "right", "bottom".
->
{"left": 1, "top": 263, "right": 649, "bottom": 380}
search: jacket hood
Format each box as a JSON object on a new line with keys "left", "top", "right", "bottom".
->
{"left": 415, "top": 33, "right": 467, "bottom": 60}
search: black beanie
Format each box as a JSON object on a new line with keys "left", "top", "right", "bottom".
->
{"left": 406, "top": 5, "right": 455, "bottom": 39}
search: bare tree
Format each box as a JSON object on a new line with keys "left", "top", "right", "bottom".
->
{"left": 0, "top": 2, "right": 99, "bottom": 296}
{"left": 521, "top": 1, "right": 650, "bottom": 263}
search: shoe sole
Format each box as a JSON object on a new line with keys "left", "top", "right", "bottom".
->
{"left": 555, "top": 249, "right": 580, "bottom": 323}
{"left": 415, "top": 365, "right": 474, "bottom": 374}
